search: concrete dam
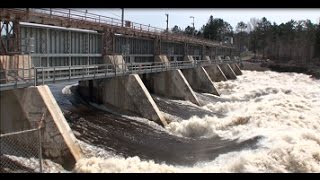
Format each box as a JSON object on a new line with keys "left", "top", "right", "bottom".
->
{"left": 0, "top": 8, "right": 253, "bottom": 172}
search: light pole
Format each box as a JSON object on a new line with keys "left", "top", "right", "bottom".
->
{"left": 165, "top": 13, "right": 169, "bottom": 32}
{"left": 190, "top": 16, "right": 194, "bottom": 29}
{"left": 121, "top": 8, "right": 124, "bottom": 27}
{"left": 190, "top": 16, "right": 194, "bottom": 35}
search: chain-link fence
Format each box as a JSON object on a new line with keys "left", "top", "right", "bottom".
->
{"left": 0, "top": 127, "right": 43, "bottom": 173}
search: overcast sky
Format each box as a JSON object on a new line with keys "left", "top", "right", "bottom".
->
{"left": 88, "top": 9, "right": 320, "bottom": 31}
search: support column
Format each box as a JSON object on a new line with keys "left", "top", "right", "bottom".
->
{"left": 225, "top": 56, "right": 242, "bottom": 75}
{"left": 155, "top": 55, "right": 169, "bottom": 63}
{"left": 0, "top": 55, "right": 9, "bottom": 83}
{"left": 203, "top": 55, "right": 210, "bottom": 61}
{"left": 204, "top": 64, "right": 227, "bottom": 82}
{"left": 78, "top": 74, "right": 167, "bottom": 127}
{"left": 220, "top": 63, "right": 237, "bottom": 80}
{"left": 103, "top": 55, "right": 127, "bottom": 71}
{"left": 229, "top": 63, "right": 242, "bottom": 75}
{"left": 147, "top": 55, "right": 200, "bottom": 105}
{"left": 102, "top": 31, "right": 114, "bottom": 55}
{"left": 183, "top": 55, "right": 195, "bottom": 64}
{"left": 154, "top": 37, "right": 161, "bottom": 57}
{"left": 142, "top": 69, "right": 200, "bottom": 105}
{"left": 181, "top": 67, "right": 220, "bottom": 96}
{"left": 0, "top": 55, "right": 33, "bottom": 83}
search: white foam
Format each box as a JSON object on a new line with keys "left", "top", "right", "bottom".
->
{"left": 62, "top": 83, "right": 78, "bottom": 95}
{"left": 2, "top": 154, "right": 68, "bottom": 173}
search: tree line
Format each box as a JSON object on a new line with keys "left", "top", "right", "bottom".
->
{"left": 171, "top": 16, "right": 320, "bottom": 65}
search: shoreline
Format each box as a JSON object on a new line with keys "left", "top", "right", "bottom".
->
{"left": 240, "top": 61, "right": 320, "bottom": 79}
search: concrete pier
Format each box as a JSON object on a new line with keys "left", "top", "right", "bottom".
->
{"left": 103, "top": 55, "right": 128, "bottom": 71}
{"left": 229, "top": 63, "right": 242, "bottom": 75}
{"left": 184, "top": 55, "right": 195, "bottom": 64}
{"left": 155, "top": 55, "right": 170, "bottom": 64}
{"left": 140, "top": 55, "right": 200, "bottom": 105}
{"left": 0, "top": 55, "right": 33, "bottom": 83}
{"left": 203, "top": 56, "right": 210, "bottom": 61}
{"left": 219, "top": 64, "right": 237, "bottom": 80}
{"left": 0, "top": 86, "right": 82, "bottom": 168}
{"left": 181, "top": 67, "right": 220, "bottom": 96}
{"left": 204, "top": 64, "right": 228, "bottom": 82}
{"left": 142, "top": 69, "right": 200, "bottom": 105}
{"left": 78, "top": 74, "right": 168, "bottom": 126}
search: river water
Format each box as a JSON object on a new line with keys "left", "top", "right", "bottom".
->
{"left": 6, "top": 70, "right": 320, "bottom": 173}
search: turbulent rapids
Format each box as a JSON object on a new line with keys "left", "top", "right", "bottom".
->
{"left": 7, "top": 70, "right": 320, "bottom": 172}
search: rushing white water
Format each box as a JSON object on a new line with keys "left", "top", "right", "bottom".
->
{"left": 74, "top": 70, "right": 320, "bottom": 173}
{"left": 2, "top": 155, "right": 68, "bottom": 173}
{"left": 62, "top": 83, "right": 78, "bottom": 95}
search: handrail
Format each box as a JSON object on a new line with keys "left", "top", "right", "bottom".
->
{"left": 4, "top": 8, "right": 236, "bottom": 48}
{"left": 0, "top": 58, "right": 239, "bottom": 91}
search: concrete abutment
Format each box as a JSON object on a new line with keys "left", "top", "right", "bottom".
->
{"left": 141, "top": 55, "right": 200, "bottom": 105}
{"left": 78, "top": 74, "right": 168, "bottom": 126}
{"left": 0, "top": 85, "right": 82, "bottom": 169}
{"left": 229, "top": 63, "right": 242, "bottom": 75}
{"left": 219, "top": 64, "right": 237, "bottom": 80}
{"left": 204, "top": 64, "right": 228, "bottom": 82}
{"left": 141, "top": 69, "right": 200, "bottom": 105}
{"left": 181, "top": 67, "right": 220, "bottom": 96}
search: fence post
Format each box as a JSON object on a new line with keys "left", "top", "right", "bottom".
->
{"left": 42, "top": 67, "right": 44, "bottom": 85}
{"left": 34, "top": 68, "right": 37, "bottom": 86}
{"left": 53, "top": 67, "right": 55, "bottom": 83}
{"left": 38, "top": 112, "right": 45, "bottom": 173}
{"left": 28, "top": 66, "right": 31, "bottom": 84}
{"left": 82, "top": 66, "right": 85, "bottom": 78}
{"left": 105, "top": 65, "right": 107, "bottom": 77}
{"left": 38, "top": 127, "right": 43, "bottom": 173}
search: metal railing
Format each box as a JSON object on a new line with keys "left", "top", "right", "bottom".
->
{"left": 0, "top": 67, "right": 35, "bottom": 90}
{"left": 4, "top": 8, "right": 231, "bottom": 48}
{"left": 0, "top": 58, "right": 239, "bottom": 91}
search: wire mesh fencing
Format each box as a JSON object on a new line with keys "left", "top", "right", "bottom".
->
{"left": 0, "top": 127, "right": 43, "bottom": 173}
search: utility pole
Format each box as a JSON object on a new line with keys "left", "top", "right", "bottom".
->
{"left": 121, "top": 8, "right": 124, "bottom": 27}
{"left": 165, "top": 13, "right": 169, "bottom": 32}
{"left": 190, "top": 16, "right": 194, "bottom": 35}
{"left": 190, "top": 16, "right": 194, "bottom": 29}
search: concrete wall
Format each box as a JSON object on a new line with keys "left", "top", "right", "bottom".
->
{"left": 203, "top": 56, "right": 210, "bottom": 61}
{"left": 142, "top": 70, "right": 200, "bottom": 105}
{"left": 229, "top": 63, "right": 242, "bottom": 75}
{"left": 0, "top": 55, "right": 10, "bottom": 83}
{"left": 184, "top": 55, "right": 195, "bottom": 63}
{"left": 155, "top": 55, "right": 169, "bottom": 63}
{"left": 148, "top": 55, "right": 200, "bottom": 105}
{"left": 78, "top": 74, "right": 167, "bottom": 126}
{"left": 219, "top": 64, "right": 237, "bottom": 80}
{"left": 103, "top": 55, "right": 127, "bottom": 71}
{"left": 181, "top": 67, "right": 219, "bottom": 96}
{"left": 0, "top": 55, "right": 33, "bottom": 83}
{"left": 0, "top": 86, "right": 82, "bottom": 169}
{"left": 204, "top": 64, "right": 228, "bottom": 82}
